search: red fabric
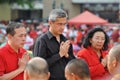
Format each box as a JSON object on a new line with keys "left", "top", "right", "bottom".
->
{"left": 77, "top": 46, "right": 109, "bottom": 80}
{"left": 29, "top": 30, "right": 38, "bottom": 39}
{"left": 0, "top": 43, "right": 26, "bottom": 80}
{"left": 76, "top": 31, "right": 83, "bottom": 44}
{"left": 68, "top": 10, "right": 108, "bottom": 25}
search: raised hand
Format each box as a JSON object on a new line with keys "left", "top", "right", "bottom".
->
{"left": 101, "top": 55, "right": 108, "bottom": 68}
{"left": 59, "top": 40, "right": 71, "bottom": 58}
{"left": 18, "top": 53, "right": 29, "bottom": 71}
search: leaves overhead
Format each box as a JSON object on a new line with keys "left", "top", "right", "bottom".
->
{"left": 0, "top": 0, "right": 33, "bottom": 8}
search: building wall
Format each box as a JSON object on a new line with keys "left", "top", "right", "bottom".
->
{"left": 11, "top": 10, "right": 19, "bottom": 20}
{"left": 43, "top": 0, "right": 80, "bottom": 22}
{"left": 0, "top": 3, "right": 11, "bottom": 21}
{"left": 72, "top": 0, "right": 119, "bottom": 3}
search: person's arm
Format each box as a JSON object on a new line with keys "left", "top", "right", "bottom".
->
{"left": 66, "top": 44, "right": 75, "bottom": 60}
{"left": 0, "top": 68, "right": 23, "bottom": 80}
{"left": 0, "top": 53, "right": 29, "bottom": 80}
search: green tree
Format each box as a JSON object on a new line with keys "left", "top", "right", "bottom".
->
{"left": 0, "top": 0, "right": 33, "bottom": 8}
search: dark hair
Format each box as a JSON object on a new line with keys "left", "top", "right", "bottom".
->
{"left": 6, "top": 22, "right": 25, "bottom": 36}
{"left": 66, "top": 59, "right": 90, "bottom": 79}
{"left": 83, "top": 27, "right": 109, "bottom": 50}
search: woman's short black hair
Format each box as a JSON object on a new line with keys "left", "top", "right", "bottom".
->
{"left": 83, "top": 27, "right": 109, "bottom": 50}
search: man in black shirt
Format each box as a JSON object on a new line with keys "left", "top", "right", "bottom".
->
{"left": 33, "top": 9, "right": 75, "bottom": 80}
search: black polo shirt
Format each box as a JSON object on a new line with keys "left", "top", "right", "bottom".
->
{"left": 33, "top": 31, "right": 75, "bottom": 80}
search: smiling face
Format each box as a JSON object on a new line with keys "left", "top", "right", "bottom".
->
{"left": 49, "top": 17, "right": 67, "bottom": 36}
{"left": 90, "top": 31, "right": 105, "bottom": 51}
{"left": 8, "top": 27, "right": 27, "bottom": 49}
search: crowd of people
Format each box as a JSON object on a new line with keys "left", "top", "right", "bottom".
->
{"left": 0, "top": 8, "right": 120, "bottom": 80}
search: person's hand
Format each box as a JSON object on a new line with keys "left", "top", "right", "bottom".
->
{"left": 101, "top": 55, "right": 108, "bottom": 68}
{"left": 59, "top": 42, "right": 66, "bottom": 57}
{"left": 64, "top": 40, "right": 71, "bottom": 58}
{"left": 59, "top": 40, "right": 70, "bottom": 58}
{"left": 18, "top": 53, "right": 29, "bottom": 71}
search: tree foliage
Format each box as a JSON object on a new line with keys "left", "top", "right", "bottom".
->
{"left": 0, "top": 0, "right": 33, "bottom": 8}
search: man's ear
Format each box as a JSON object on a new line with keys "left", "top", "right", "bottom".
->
{"left": 71, "top": 73, "right": 79, "bottom": 80}
{"left": 24, "top": 70, "right": 29, "bottom": 80}
{"left": 49, "top": 21, "right": 54, "bottom": 26}
{"left": 7, "top": 34, "right": 12, "bottom": 40}
{"left": 112, "top": 57, "right": 117, "bottom": 68}
{"left": 48, "top": 21, "right": 52, "bottom": 25}
{"left": 47, "top": 72, "right": 50, "bottom": 79}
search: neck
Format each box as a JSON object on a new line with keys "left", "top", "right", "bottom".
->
{"left": 8, "top": 41, "right": 19, "bottom": 53}
{"left": 92, "top": 47, "right": 100, "bottom": 52}
{"left": 91, "top": 46, "right": 101, "bottom": 58}
{"left": 49, "top": 28, "right": 59, "bottom": 37}
{"left": 112, "top": 73, "right": 120, "bottom": 80}
{"left": 49, "top": 29, "right": 60, "bottom": 42}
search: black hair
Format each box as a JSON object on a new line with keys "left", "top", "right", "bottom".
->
{"left": 6, "top": 22, "right": 25, "bottom": 36}
{"left": 83, "top": 27, "right": 109, "bottom": 50}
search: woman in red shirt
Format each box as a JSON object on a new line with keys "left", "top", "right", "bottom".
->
{"left": 77, "top": 28, "right": 110, "bottom": 80}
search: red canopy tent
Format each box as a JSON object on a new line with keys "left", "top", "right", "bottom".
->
{"left": 68, "top": 11, "right": 108, "bottom": 26}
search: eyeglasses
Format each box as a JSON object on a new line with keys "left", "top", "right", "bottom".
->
{"left": 93, "top": 37, "right": 105, "bottom": 42}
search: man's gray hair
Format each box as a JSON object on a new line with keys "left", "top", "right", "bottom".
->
{"left": 48, "top": 9, "right": 68, "bottom": 21}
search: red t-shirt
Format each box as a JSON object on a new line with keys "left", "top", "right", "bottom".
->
{"left": 0, "top": 43, "right": 26, "bottom": 80}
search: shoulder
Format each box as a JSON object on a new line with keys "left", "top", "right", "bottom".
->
{"left": 0, "top": 46, "right": 8, "bottom": 59}
{"left": 0, "top": 46, "right": 7, "bottom": 54}
{"left": 37, "top": 32, "right": 48, "bottom": 40}
{"left": 78, "top": 48, "right": 88, "bottom": 54}
{"left": 20, "top": 48, "right": 27, "bottom": 53}
{"left": 77, "top": 48, "right": 89, "bottom": 57}
{"left": 35, "top": 33, "right": 48, "bottom": 43}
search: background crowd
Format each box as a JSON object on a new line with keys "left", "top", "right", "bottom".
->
{"left": 0, "top": 20, "right": 120, "bottom": 54}
{"left": 0, "top": 8, "right": 120, "bottom": 80}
